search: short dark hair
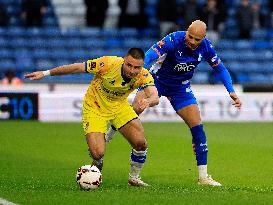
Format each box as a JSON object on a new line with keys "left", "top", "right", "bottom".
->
{"left": 126, "top": 48, "right": 145, "bottom": 60}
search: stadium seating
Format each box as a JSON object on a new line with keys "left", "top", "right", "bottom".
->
{"left": 0, "top": 0, "right": 272, "bottom": 84}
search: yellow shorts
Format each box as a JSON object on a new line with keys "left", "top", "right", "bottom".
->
{"left": 82, "top": 102, "right": 138, "bottom": 135}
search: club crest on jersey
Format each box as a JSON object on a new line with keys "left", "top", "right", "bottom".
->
{"left": 100, "top": 62, "right": 105, "bottom": 67}
{"left": 157, "top": 40, "right": 165, "bottom": 48}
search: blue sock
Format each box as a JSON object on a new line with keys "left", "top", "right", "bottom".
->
{"left": 130, "top": 149, "right": 147, "bottom": 178}
{"left": 130, "top": 149, "right": 147, "bottom": 164}
{"left": 190, "top": 124, "right": 208, "bottom": 166}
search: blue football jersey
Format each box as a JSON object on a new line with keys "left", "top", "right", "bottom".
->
{"left": 148, "top": 31, "right": 221, "bottom": 86}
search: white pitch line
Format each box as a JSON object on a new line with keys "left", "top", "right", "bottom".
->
{"left": 0, "top": 198, "right": 19, "bottom": 205}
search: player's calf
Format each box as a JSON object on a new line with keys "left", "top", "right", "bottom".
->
{"left": 191, "top": 124, "right": 208, "bottom": 166}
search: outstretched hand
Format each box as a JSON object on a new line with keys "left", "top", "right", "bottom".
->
{"left": 137, "top": 99, "right": 150, "bottom": 112}
{"left": 229, "top": 92, "right": 242, "bottom": 109}
{"left": 24, "top": 71, "right": 44, "bottom": 80}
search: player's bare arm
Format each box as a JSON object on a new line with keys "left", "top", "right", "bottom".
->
{"left": 24, "top": 63, "right": 85, "bottom": 80}
{"left": 143, "top": 85, "right": 159, "bottom": 107}
{"left": 229, "top": 92, "right": 242, "bottom": 109}
{"left": 133, "top": 86, "right": 159, "bottom": 114}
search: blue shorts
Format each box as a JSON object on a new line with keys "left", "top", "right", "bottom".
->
{"left": 151, "top": 76, "right": 197, "bottom": 111}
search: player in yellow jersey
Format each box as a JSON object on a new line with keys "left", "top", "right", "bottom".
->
{"left": 25, "top": 48, "right": 159, "bottom": 187}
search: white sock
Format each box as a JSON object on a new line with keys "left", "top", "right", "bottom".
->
{"left": 198, "top": 165, "right": 208, "bottom": 179}
{"left": 129, "top": 149, "right": 147, "bottom": 178}
{"left": 129, "top": 161, "right": 143, "bottom": 179}
{"left": 105, "top": 125, "right": 116, "bottom": 143}
{"left": 92, "top": 158, "right": 103, "bottom": 170}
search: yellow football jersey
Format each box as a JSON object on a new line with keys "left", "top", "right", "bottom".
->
{"left": 83, "top": 56, "right": 154, "bottom": 116}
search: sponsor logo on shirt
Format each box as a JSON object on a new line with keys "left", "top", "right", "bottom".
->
{"left": 101, "top": 85, "right": 126, "bottom": 97}
{"left": 174, "top": 63, "right": 195, "bottom": 72}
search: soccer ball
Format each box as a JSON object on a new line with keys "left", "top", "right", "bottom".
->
{"left": 76, "top": 165, "right": 102, "bottom": 190}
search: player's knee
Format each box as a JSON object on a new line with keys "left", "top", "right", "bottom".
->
{"left": 133, "top": 139, "right": 148, "bottom": 151}
{"left": 186, "top": 118, "right": 202, "bottom": 128}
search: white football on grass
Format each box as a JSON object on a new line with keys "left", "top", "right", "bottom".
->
{"left": 76, "top": 165, "right": 102, "bottom": 190}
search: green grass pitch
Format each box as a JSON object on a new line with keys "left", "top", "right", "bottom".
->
{"left": 0, "top": 121, "right": 272, "bottom": 205}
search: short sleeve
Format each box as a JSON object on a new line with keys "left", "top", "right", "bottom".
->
{"left": 138, "top": 69, "right": 155, "bottom": 89}
{"left": 151, "top": 33, "right": 175, "bottom": 56}
{"left": 85, "top": 56, "right": 109, "bottom": 75}
{"left": 204, "top": 41, "right": 221, "bottom": 68}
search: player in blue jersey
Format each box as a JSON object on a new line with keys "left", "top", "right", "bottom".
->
{"left": 106, "top": 20, "right": 242, "bottom": 186}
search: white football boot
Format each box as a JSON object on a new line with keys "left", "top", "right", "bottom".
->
{"left": 198, "top": 175, "right": 222, "bottom": 186}
{"left": 128, "top": 175, "right": 149, "bottom": 187}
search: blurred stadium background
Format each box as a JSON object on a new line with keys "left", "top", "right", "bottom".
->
{"left": 0, "top": 0, "right": 272, "bottom": 122}
{"left": 0, "top": 0, "right": 272, "bottom": 84}
{"left": 0, "top": 1, "right": 273, "bottom": 204}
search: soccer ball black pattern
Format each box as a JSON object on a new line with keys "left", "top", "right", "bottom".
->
{"left": 76, "top": 165, "right": 102, "bottom": 190}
